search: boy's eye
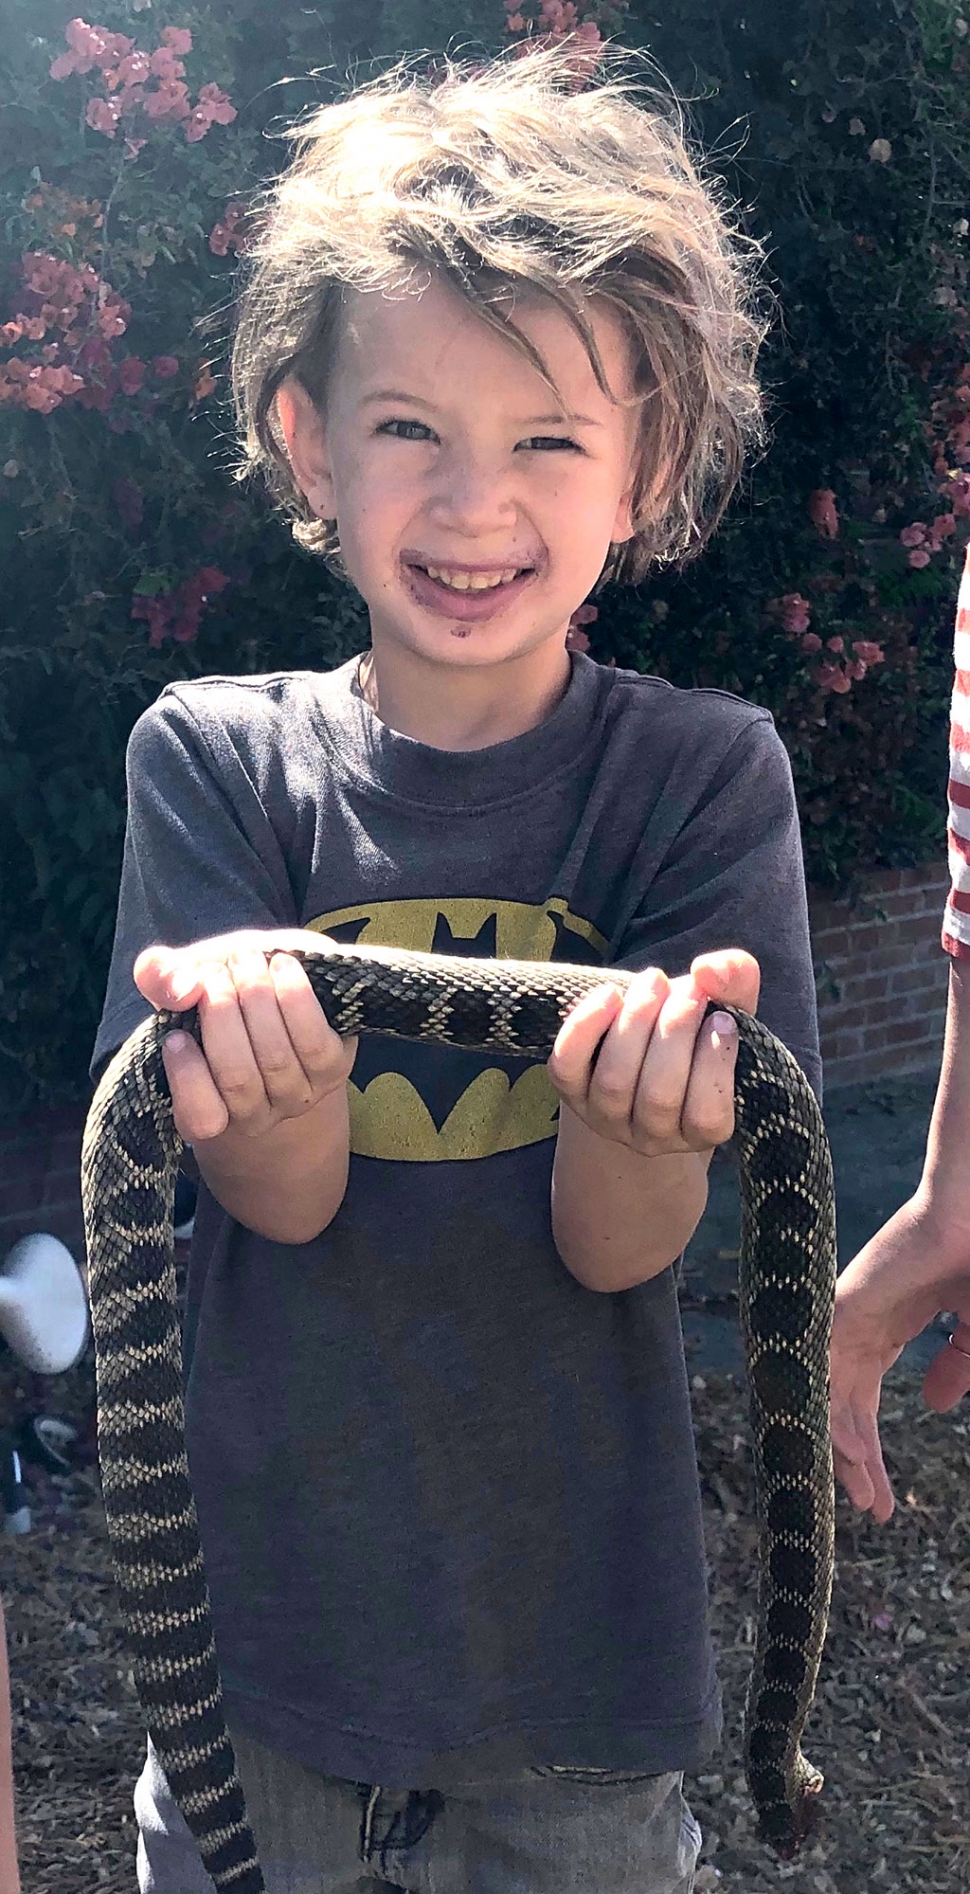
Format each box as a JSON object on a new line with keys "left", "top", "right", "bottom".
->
{"left": 375, "top": 418, "right": 579, "bottom": 450}
{"left": 375, "top": 418, "right": 435, "bottom": 442}
{"left": 520, "top": 436, "right": 583, "bottom": 453}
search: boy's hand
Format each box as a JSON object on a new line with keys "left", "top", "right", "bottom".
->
{"left": 830, "top": 1202, "right": 970, "bottom": 1523}
{"left": 547, "top": 949, "right": 760, "bottom": 1155}
{"left": 134, "top": 930, "right": 357, "bottom": 1146}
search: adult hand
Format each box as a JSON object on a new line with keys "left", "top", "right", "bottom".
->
{"left": 134, "top": 929, "right": 357, "bottom": 1146}
{"left": 830, "top": 1197, "right": 970, "bottom": 1523}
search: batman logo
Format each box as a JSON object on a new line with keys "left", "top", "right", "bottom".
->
{"left": 306, "top": 898, "right": 608, "bottom": 1162}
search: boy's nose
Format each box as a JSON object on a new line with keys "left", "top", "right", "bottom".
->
{"left": 427, "top": 459, "right": 516, "bottom": 529}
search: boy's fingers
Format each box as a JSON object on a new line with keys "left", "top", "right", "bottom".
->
{"left": 161, "top": 1031, "right": 230, "bottom": 1142}
{"left": 266, "top": 952, "right": 358, "bottom": 1083}
{"left": 224, "top": 948, "right": 312, "bottom": 1109}
{"left": 548, "top": 984, "right": 625, "bottom": 1098}
{"left": 690, "top": 949, "right": 760, "bottom": 1015}
{"left": 629, "top": 974, "right": 709, "bottom": 1146}
{"left": 192, "top": 961, "right": 270, "bottom": 1121}
{"left": 583, "top": 970, "right": 669, "bottom": 1125}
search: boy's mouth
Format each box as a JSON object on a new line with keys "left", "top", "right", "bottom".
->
{"left": 403, "top": 560, "right": 537, "bottom": 621}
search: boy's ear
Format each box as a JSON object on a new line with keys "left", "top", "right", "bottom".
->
{"left": 610, "top": 467, "right": 640, "bottom": 546}
{"left": 275, "top": 378, "right": 336, "bottom": 518}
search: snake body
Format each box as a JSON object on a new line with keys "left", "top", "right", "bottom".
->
{"left": 81, "top": 941, "right": 835, "bottom": 1884}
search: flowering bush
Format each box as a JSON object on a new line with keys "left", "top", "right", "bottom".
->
{"left": 49, "top": 17, "right": 235, "bottom": 148}
{"left": 1, "top": 0, "right": 969, "bottom": 1103}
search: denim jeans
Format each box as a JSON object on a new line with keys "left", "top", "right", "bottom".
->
{"left": 134, "top": 1721, "right": 703, "bottom": 1893}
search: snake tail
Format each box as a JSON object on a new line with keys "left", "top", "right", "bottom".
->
{"left": 82, "top": 1016, "right": 266, "bottom": 1892}
{"left": 732, "top": 1017, "right": 836, "bottom": 1857}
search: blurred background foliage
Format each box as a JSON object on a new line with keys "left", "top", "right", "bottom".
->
{"left": 1, "top": 0, "right": 969, "bottom": 1104}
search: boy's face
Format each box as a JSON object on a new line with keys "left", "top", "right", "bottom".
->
{"left": 277, "top": 272, "right": 643, "bottom": 678}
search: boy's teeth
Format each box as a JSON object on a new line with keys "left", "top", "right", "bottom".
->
{"left": 423, "top": 565, "right": 521, "bottom": 590}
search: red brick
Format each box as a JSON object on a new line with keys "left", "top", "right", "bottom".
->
{"left": 890, "top": 913, "right": 943, "bottom": 947}
{"left": 883, "top": 1017, "right": 941, "bottom": 1048}
{"left": 811, "top": 927, "right": 855, "bottom": 960}
{"left": 829, "top": 1028, "right": 865, "bottom": 1057}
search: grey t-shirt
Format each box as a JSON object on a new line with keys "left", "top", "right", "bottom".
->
{"left": 91, "top": 650, "right": 820, "bottom": 1790}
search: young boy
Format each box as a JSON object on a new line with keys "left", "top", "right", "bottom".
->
{"left": 91, "top": 41, "right": 821, "bottom": 1894}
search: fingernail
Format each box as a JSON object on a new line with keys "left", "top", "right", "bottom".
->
{"left": 162, "top": 1031, "right": 189, "bottom": 1053}
{"left": 710, "top": 1012, "right": 737, "bottom": 1041}
{"left": 169, "top": 976, "right": 197, "bottom": 1004}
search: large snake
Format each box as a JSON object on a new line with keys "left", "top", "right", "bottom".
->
{"left": 81, "top": 941, "right": 835, "bottom": 1886}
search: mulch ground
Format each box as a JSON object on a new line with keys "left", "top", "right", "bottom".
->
{"left": 3, "top": 1344, "right": 970, "bottom": 1893}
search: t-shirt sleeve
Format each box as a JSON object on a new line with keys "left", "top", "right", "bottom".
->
{"left": 613, "top": 714, "right": 822, "bottom": 1101}
{"left": 942, "top": 541, "right": 970, "bottom": 961}
{"left": 90, "top": 690, "right": 300, "bottom": 1083}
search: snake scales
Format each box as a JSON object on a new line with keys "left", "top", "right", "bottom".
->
{"left": 81, "top": 940, "right": 835, "bottom": 1886}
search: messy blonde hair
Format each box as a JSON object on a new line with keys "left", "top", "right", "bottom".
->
{"left": 230, "top": 38, "right": 768, "bottom": 586}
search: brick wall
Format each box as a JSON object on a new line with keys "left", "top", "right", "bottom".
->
{"left": 810, "top": 864, "right": 951, "bottom": 1089}
{"left": 0, "top": 865, "right": 955, "bottom": 1259}
{"left": 0, "top": 1104, "right": 86, "bottom": 1263}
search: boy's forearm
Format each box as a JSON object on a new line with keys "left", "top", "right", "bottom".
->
{"left": 551, "top": 1100, "right": 711, "bottom": 1292}
{"left": 193, "top": 1086, "right": 351, "bottom": 1243}
{"left": 917, "top": 959, "right": 970, "bottom": 1232}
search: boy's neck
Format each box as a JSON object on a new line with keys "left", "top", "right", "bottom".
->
{"left": 357, "top": 643, "right": 573, "bottom": 751}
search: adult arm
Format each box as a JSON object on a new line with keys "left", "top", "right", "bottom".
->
{"left": 831, "top": 543, "right": 970, "bottom": 1520}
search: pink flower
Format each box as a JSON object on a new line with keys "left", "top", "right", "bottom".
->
{"left": 151, "top": 355, "right": 179, "bottom": 379}
{"left": 808, "top": 488, "right": 839, "bottom": 538}
{"left": 899, "top": 522, "right": 927, "bottom": 547}
{"left": 825, "top": 635, "right": 844, "bottom": 653}
{"left": 852, "top": 641, "right": 885, "bottom": 665}
{"left": 143, "top": 80, "right": 190, "bottom": 120}
{"left": 149, "top": 46, "right": 186, "bottom": 80}
{"left": 64, "top": 18, "right": 105, "bottom": 64}
{"left": 49, "top": 51, "right": 80, "bottom": 79}
{"left": 196, "top": 82, "right": 236, "bottom": 125}
{"left": 777, "top": 592, "right": 811, "bottom": 636}
{"left": 208, "top": 222, "right": 232, "bottom": 255}
{"left": 195, "top": 565, "right": 230, "bottom": 595}
{"left": 184, "top": 107, "right": 213, "bottom": 143}
{"left": 817, "top": 662, "right": 852, "bottom": 693}
{"left": 932, "top": 512, "right": 957, "bottom": 538}
{"left": 161, "top": 25, "right": 193, "bottom": 54}
{"left": 117, "top": 49, "right": 151, "bottom": 85}
{"left": 86, "top": 95, "right": 122, "bottom": 138}
{"left": 565, "top": 626, "right": 590, "bottom": 652}
{"left": 800, "top": 632, "right": 822, "bottom": 653}
{"left": 96, "top": 298, "right": 129, "bottom": 338}
{"left": 908, "top": 547, "right": 932, "bottom": 568}
{"left": 118, "top": 356, "right": 145, "bottom": 394}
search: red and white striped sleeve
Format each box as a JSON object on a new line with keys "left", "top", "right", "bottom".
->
{"left": 943, "top": 541, "right": 970, "bottom": 960}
